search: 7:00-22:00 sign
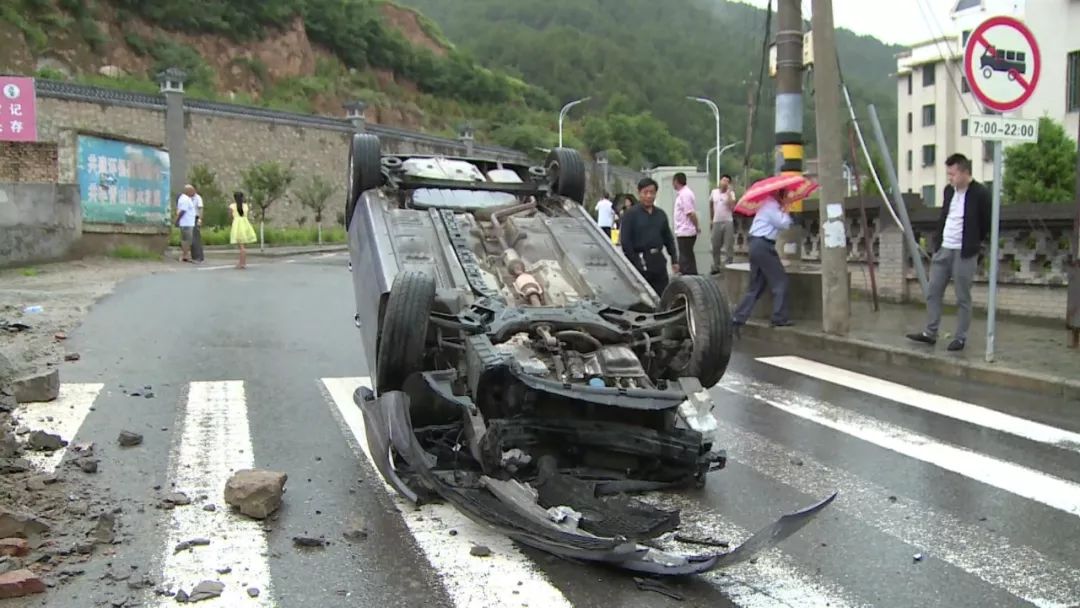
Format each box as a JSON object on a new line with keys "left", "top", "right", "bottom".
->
{"left": 967, "top": 114, "right": 1040, "bottom": 143}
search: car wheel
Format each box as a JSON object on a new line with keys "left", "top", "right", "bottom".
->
{"left": 346, "top": 133, "right": 382, "bottom": 230}
{"left": 545, "top": 147, "right": 586, "bottom": 204}
{"left": 982, "top": 66, "right": 993, "bottom": 79}
{"left": 658, "top": 275, "right": 733, "bottom": 389}
{"left": 376, "top": 270, "right": 436, "bottom": 393}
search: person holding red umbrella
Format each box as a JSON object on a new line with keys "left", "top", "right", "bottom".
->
{"left": 731, "top": 174, "right": 818, "bottom": 328}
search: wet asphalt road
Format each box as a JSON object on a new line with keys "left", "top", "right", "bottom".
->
{"left": 17, "top": 252, "right": 1080, "bottom": 608}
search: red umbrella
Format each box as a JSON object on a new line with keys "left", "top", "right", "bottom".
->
{"left": 734, "top": 174, "right": 818, "bottom": 216}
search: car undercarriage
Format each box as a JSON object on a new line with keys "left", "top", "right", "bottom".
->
{"left": 344, "top": 134, "right": 835, "bottom": 575}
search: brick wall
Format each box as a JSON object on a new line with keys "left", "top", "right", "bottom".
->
{"left": 0, "top": 142, "right": 58, "bottom": 183}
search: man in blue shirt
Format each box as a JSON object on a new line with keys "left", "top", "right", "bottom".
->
{"left": 731, "top": 190, "right": 796, "bottom": 327}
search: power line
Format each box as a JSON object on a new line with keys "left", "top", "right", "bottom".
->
{"left": 742, "top": 0, "right": 773, "bottom": 179}
{"left": 914, "top": 0, "right": 971, "bottom": 114}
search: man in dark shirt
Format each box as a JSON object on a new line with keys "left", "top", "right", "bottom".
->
{"left": 620, "top": 177, "right": 679, "bottom": 295}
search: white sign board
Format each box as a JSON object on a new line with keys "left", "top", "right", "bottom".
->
{"left": 967, "top": 114, "right": 1039, "bottom": 142}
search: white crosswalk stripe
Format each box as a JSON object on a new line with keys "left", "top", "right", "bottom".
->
{"left": 14, "top": 363, "right": 1080, "bottom": 608}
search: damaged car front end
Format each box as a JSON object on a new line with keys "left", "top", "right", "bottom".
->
{"left": 344, "top": 134, "right": 836, "bottom": 575}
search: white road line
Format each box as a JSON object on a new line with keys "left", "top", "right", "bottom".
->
{"left": 320, "top": 377, "right": 573, "bottom": 608}
{"left": 314, "top": 252, "right": 339, "bottom": 259}
{"left": 196, "top": 264, "right": 235, "bottom": 271}
{"left": 152, "top": 381, "right": 274, "bottom": 606}
{"left": 721, "top": 373, "right": 1080, "bottom": 517}
{"left": 708, "top": 412, "right": 1080, "bottom": 608}
{"left": 638, "top": 493, "right": 865, "bottom": 608}
{"left": 757, "top": 355, "right": 1080, "bottom": 452}
{"left": 12, "top": 383, "right": 104, "bottom": 474}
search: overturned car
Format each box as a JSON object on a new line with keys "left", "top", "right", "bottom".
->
{"left": 345, "top": 134, "right": 834, "bottom": 575}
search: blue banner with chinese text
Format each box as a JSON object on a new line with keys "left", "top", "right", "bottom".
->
{"left": 76, "top": 135, "right": 171, "bottom": 225}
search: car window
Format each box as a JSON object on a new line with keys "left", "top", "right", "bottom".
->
{"left": 411, "top": 188, "right": 520, "bottom": 210}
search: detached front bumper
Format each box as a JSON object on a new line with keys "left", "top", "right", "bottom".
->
{"left": 354, "top": 387, "right": 837, "bottom": 576}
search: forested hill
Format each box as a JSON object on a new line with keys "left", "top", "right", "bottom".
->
{"left": 399, "top": 0, "right": 901, "bottom": 173}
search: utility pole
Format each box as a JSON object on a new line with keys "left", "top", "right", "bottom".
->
{"left": 810, "top": 0, "right": 850, "bottom": 335}
{"left": 1067, "top": 116, "right": 1080, "bottom": 348}
{"left": 742, "top": 80, "right": 757, "bottom": 188}
{"left": 775, "top": 0, "right": 804, "bottom": 262}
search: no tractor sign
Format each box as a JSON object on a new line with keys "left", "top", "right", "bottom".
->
{"left": 963, "top": 16, "right": 1041, "bottom": 113}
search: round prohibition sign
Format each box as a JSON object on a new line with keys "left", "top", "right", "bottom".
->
{"left": 963, "top": 16, "right": 1041, "bottom": 112}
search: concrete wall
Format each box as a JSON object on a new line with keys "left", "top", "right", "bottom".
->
{"left": 0, "top": 142, "right": 59, "bottom": 183}
{"left": 0, "top": 183, "right": 81, "bottom": 267}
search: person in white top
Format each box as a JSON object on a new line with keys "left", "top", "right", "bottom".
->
{"left": 175, "top": 185, "right": 197, "bottom": 262}
{"left": 907, "top": 153, "right": 991, "bottom": 351}
{"left": 594, "top": 192, "right": 615, "bottom": 238}
{"left": 709, "top": 174, "right": 737, "bottom": 273}
{"left": 731, "top": 189, "right": 797, "bottom": 327}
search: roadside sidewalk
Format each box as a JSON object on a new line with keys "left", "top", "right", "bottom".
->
{"left": 165, "top": 243, "right": 346, "bottom": 259}
{"left": 739, "top": 300, "right": 1080, "bottom": 401}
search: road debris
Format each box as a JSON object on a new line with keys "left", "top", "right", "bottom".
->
{"left": 27, "top": 430, "right": 66, "bottom": 452}
{"left": 292, "top": 536, "right": 327, "bottom": 548}
{"left": 247, "top": 587, "right": 260, "bottom": 598}
{"left": 0, "top": 510, "right": 49, "bottom": 539}
{"left": 174, "top": 538, "right": 211, "bottom": 553}
{"left": 90, "top": 513, "right": 116, "bottom": 544}
{"left": 0, "top": 539, "right": 29, "bottom": 557}
{"left": 633, "top": 576, "right": 684, "bottom": 601}
{"left": 224, "top": 469, "right": 287, "bottom": 519}
{"left": 0, "top": 568, "right": 46, "bottom": 599}
{"left": 117, "top": 431, "right": 143, "bottom": 447}
{"left": 12, "top": 369, "right": 60, "bottom": 403}
{"left": 913, "top": 553, "right": 924, "bottom": 562}
{"left": 64, "top": 353, "right": 80, "bottom": 362}
{"left": 161, "top": 492, "right": 192, "bottom": 507}
{"left": 673, "top": 534, "right": 731, "bottom": 549}
{"left": 75, "top": 457, "right": 99, "bottom": 474}
{"left": 181, "top": 580, "right": 225, "bottom": 602}
{"left": 469, "top": 545, "right": 492, "bottom": 557}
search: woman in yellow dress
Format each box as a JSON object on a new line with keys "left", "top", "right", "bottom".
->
{"left": 229, "top": 191, "right": 257, "bottom": 269}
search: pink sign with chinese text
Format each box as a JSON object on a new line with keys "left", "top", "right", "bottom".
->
{"left": 0, "top": 76, "right": 38, "bottom": 142}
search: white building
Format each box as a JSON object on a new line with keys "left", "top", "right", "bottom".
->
{"left": 895, "top": 0, "right": 1079, "bottom": 205}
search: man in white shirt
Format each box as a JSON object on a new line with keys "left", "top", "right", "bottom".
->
{"left": 190, "top": 187, "right": 205, "bottom": 263}
{"left": 175, "top": 185, "right": 197, "bottom": 262}
{"left": 594, "top": 192, "right": 615, "bottom": 239}
{"left": 709, "top": 174, "right": 737, "bottom": 273}
{"left": 907, "top": 153, "right": 991, "bottom": 351}
{"left": 731, "top": 190, "right": 796, "bottom": 327}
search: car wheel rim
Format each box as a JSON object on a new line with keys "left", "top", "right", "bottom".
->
{"left": 674, "top": 293, "right": 696, "bottom": 346}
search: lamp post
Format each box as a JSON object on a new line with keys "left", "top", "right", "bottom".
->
{"left": 596, "top": 150, "right": 610, "bottom": 193}
{"left": 705, "top": 141, "right": 742, "bottom": 182}
{"left": 558, "top": 97, "right": 590, "bottom": 148}
{"left": 688, "top": 96, "right": 721, "bottom": 185}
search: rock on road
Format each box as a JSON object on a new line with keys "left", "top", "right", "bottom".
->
{"left": 11, "top": 251, "right": 1080, "bottom": 608}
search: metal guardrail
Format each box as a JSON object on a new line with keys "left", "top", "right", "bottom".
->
{"left": 34, "top": 79, "right": 526, "bottom": 159}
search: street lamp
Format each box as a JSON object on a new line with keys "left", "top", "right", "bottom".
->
{"left": 705, "top": 141, "right": 742, "bottom": 182}
{"left": 558, "top": 97, "right": 591, "bottom": 148}
{"left": 687, "top": 96, "right": 721, "bottom": 185}
{"left": 596, "top": 150, "right": 610, "bottom": 193}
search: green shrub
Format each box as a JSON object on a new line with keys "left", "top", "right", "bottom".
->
{"left": 167, "top": 226, "right": 345, "bottom": 247}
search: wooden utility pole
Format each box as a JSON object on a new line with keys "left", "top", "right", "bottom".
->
{"left": 742, "top": 81, "right": 757, "bottom": 189}
{"left": 1067, "top": 116, "right": 1080, "bottom": 348}
{"left": 775, "top": 0, "right": 804, "bottom": 262}
{"left": 811, "top": 0, "right": 850, "bottom": 334}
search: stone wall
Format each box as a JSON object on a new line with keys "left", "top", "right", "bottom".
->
{"left": 0, "top": 183, "right": 81, "bottom": 267}
{"left": 0, "top": 142, "right": 59, "bottom": 183}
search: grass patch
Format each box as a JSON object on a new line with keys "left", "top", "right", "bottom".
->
{"left": 20, "top": 268, "right": 39, "bottom": 277}
{"left": 167, "top": 226, "right": 346, "bottom": 247}
{"left": 108, "top": 244, "right": 161, "bottom": 260}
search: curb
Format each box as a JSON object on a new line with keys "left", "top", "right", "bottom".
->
{"left": 739, "top": 322, "right": 1080, "bottom": 401}
{"left": 165, "top": 245, "right": 347, "bottom": 258}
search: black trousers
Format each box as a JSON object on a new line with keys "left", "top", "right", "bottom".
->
{"left": 191, "top": 219, "right": 204, "bottom": 262}
{"left": 637, "top": 250, "right": 670, "bottom": 296}
{"left": 676, "top": 235, "right": 697, "bottom": 275}
{"left": 601, "top": 226, "right": 612, "bottom": 237}
{"left": 733, "top": 236, "right": 789, "bottom": 324}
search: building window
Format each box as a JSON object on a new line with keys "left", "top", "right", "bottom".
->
{"left": 922, "top": 104, "right": 936, "bottom": 127}
{"left": 961, "top": 75, "right": 970, "bottom": 94}
{"left": 907, "top": 150, "right": 913, "bottom": 171}
{"left": 962, "top": 30, "right": 971, "bottom": 47}
{"left": 961, "top": 119, "right": 969, "bottom": 136}
{"left": 1068, "top": 51, "right": 1080, "bottom": 112}
{"left": 922, "top": 144, "right": 936, "bottom": 167}
{"left": 907, "top": 73, "right": 913, "bottom": 95}
{"left": 907, "top": 112, "right": 913, "bottom": 133}
{"left": 922, "top": 184, "right": 936, "bottom": 205}
{"left": 923, "top": 64, "right": 936, "bottom": 87}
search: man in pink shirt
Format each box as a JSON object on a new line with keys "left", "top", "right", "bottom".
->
{"left": 672, "top": 172, "right": 699, "bottom": 275}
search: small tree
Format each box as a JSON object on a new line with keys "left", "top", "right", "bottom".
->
{"left": 189, "top": 164, "right": 228, "bottom": 227}
{"left": 240, "top": 161, "right": 295, "bottom": 250}
{"left": 293, "top": 175, "right": 336, "bottom": 244}
{"left": 1003, "top": 116, "right": 1077, "bottom": 204}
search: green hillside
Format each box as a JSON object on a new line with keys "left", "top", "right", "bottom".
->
{"left": 398, "top": 0, "right": 901, "bottom": 174}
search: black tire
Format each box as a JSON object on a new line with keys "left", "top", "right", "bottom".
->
{"left": 375, "top": 270, "right": 436, "bottom": 393}
{"left": 545, "top": 147, "right": 586, "bottom": 203}
{"left": 346, "top": 133, "right": 382, "bottom": 230}
{"left": 659, "top": 275, "right": 733, "bottom": 389}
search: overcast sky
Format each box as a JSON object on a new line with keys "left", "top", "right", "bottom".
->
{"left": 728, "top": 0, "right": 960, "bottom": 46}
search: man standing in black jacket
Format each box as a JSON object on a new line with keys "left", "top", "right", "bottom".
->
{"left": 620, "top": 177, "right": 679, "bottom": 295}
{"left": 907, "top": 153, "right": 991, "bottom": 351}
